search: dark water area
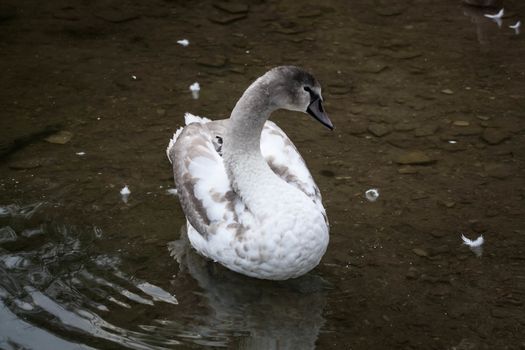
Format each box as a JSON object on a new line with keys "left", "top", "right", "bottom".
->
{"left": 1, "top": 0, "right": 524, "bottom": 349}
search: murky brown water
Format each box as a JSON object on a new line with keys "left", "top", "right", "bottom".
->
{"left": 1, "top": 0, "right": 525, "bottom": 349}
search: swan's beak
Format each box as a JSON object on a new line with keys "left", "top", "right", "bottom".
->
{"left": 307, "top": 98, "right": 333, "bottom": 130}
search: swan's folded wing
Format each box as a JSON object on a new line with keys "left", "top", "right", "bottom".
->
{"left": 168, "top": 120, "right": 243, "bottom": 239}
{"left": 261, "top": 121, "right": 328, "bottom": 225}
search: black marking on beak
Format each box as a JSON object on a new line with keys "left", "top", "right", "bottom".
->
{"left": 307, "top": 97, "right": 333, "bottom": 130}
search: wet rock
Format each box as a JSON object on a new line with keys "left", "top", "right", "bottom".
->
{"left": 8, "top": 158, "right": 41, "bottom": 170}
{"left": 411, "top": 191, "right": 428, "bottom": 200}
{"left": 319, "top": 169, "right": 335, "bottom": 177}
{"left": 348, "top": 119, "right": 369, "bottom": 135}
{"left": 451, "top": 338, "right": 479, "bottom": 350}
{"left": 484, "top": 163, "right": 513, "bottom": 179}
{"left": 208, "top": 12, "right": 247, "bottom": 25}
{"left": 382, "top": 49, "right": 422, "bottom": 59}
{"left": 412, "top": 248, "right": 429, "bottom": 257}
{"left": 397, "top": 165, "right": 418, "bottom": 174}
{"left": 429, "top": 230, "right": 447, "bottom": 238}
{"left": 394, "top": 122, "right": 418, "bottom": 132}
{"left": 438, "top": 200, "right": 456, "bottom": 208}
{"left": 441, "top": 89, "right": 454, "bottom": 95}
{"left": 414, "top": 124, "right": 438, "bottom": 137}
{"left": 406, "top": 267, "right": 419, "bottom": 279}
{"left": 94, "top": 8, "right": 140, "bottom": 23}
{"left": 229, "top": 65, "right": 246, "bottom": 74}
{"left": 375, "top": 3, "right": 406, "bottom": 16}
{"left": 453, "top": 120, "right": 470, "bottom": 127}
{"left": 355, "top": 61, "right": 388, "bottom": 74}
{"left": 429, "top": 244, "right": 451, "bottom": 256}
{"left": 431, "top": 282, "right": 452, "bottom": 295}
{"left": 387, "top": 135, "right": 423, "bottom": 149}
{"left": 416, "top": 93, "right": 435, "bottom": 101}
{"left": 328, "top": 84, "right": 352, "bottom": 96}
{"left": 368, "top": 123, "right": 391, "bottom": 137}
{"left": 420, "top": 274, "right": 441, "bottom": 284}
{"left": 1, "top": 125, "right": 62, "bottom": 159}
{"left": 297, "top": 7, "right": 323, "bottom": 18}
{"left": 45, "top": 131, "right": 73, "bottom": 144}
{"left": 481, "top": 128, "right": 510, "bottom": 145}
{"left": 142, "top": 8, "right": 170, "bottom": 18}
{"left": 452, "top": 126, "right": 483, "bottom": 136}
{"left": 396, "top": 151, "right": 435, "bottom": 165}
{"left": 197, "top": 55, "right": 227, "bottom": 68}
{"left": 213, "top": 2, "right": 249, "bottom": 14}
{"left": 491, "top": 308, "right": 513, "bottom": 319}
{"left": 271, "top": 21, "right": 306, "bottom": 35}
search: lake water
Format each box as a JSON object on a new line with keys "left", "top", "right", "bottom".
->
{"left": 1, "top": 0, "right": 524, "bottom": 349}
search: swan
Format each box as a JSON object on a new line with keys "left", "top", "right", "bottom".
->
{"left": 167, "top": 66, "right": 333, "bottom": 280}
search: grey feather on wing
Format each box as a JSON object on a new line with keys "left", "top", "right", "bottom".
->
{"left": 170, "top": 120, "right": 247, "bottom": 239}
{"left": 171, "top": 123, "right": 215, "bottom": 238}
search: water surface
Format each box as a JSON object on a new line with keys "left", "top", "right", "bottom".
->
{"left": 1, "top": 0, "right": 524, "bottom": 348}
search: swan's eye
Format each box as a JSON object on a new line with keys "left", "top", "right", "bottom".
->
{"left": 303, "top": 86, "right": 313, "bottom": 94}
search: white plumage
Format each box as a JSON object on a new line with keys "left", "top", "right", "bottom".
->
{"left": 167, "top": 66, "right": 332, "bottom": 280}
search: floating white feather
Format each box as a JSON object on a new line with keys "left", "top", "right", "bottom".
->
{"left": 189, "top": 82, "right": 200, "bottom": 99}
{"left": 484, "top": 8, "right": 504, "bottom": 19}
{"left": 509, "top": 20, "right": 521, "bottom": 35}
{"left": 365, "top": 188, "right": 380, "bottom": 202}
{"left": 509, "top": 20, "right": 521, "bottom": 29}
{"left": 177, "top": 39, "right": 189, "bottom": 47}
{"left": 120, "top": 185, "right": 131, "bottom": 203}
{"left": 461, "top": 234, "right": 484, "bottom": 247}
{"left": 166, "top": 188, "right": 178, "bottom": 196}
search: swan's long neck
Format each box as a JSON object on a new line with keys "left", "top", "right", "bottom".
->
{"left": 223, "top": 78, "right": 287, "bottom": 214}
{"left": 227, "top": 80, "right": 273, "bottom": 154}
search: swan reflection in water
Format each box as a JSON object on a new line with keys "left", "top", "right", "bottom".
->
{"left": 165, "top": 226, "right": 329, "bottom": 349}
{"left": 0, "top": 206, "right": 328, "bottom": 350}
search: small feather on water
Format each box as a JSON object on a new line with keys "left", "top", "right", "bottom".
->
{"left": 166, "top": 188, "right": 178, "bottom": 196}
{"left": 177, "top": 39, "right": 190, "bottom": 47}
{"left": 509, "top": 20, "right": 521, "bottom": 34}
{"left": 461, "top": 234, "right": 484, "bottom": 247}
{"left": 120, "top": 185, "right": 131, "bottom": 203}
{"left": 484, "top": 8, "right": 504, "bottom": 19}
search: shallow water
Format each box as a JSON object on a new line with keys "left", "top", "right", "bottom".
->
{"left": 1, "top": 0, "right": 524, "bottom": 349}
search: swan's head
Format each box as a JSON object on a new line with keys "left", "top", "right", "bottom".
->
{"left": 265, "top": 66, "right": 333, "bottom": 130}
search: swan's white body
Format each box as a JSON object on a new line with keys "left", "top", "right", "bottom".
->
{"left": 167, "top": 67, "right": 330, "bottom": 280}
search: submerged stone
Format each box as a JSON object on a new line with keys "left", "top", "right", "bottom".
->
{"left": 208, "top": 13, "right": 247, "bottom": 25}
{"left": 45, "top": 131, "right": 73, "bottom": 144}
{"left": 94, "top": 8, "right": 140, "bottom": 23}
{"left": 197, "top": 55, "right": 227, "bottom": 68}
{"left": 368, "top": 123, "right": 391, "bottom": 137}
{"left": 8, "top": 158, "right": 41, "bottom": 170}
{"left": 396, "top": 151, "right": 435, "bottom": 165}
{"left": 414, "top": 124, "right": 438, "bottom": 137}
{"left": 481, "top": 128, "right": 510, "bottom": 145}
{"left": 213, "top": 2, "right": 249, "bottom": 14}
{"left": 355, "top": 61, "right": 389, "bottom": 74}
{"left": 412, "top": 248, "right": 429, "bottom": 257}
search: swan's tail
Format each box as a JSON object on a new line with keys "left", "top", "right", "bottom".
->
{"left": 166, "top": 113, "right": 212, "bottom": 164}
